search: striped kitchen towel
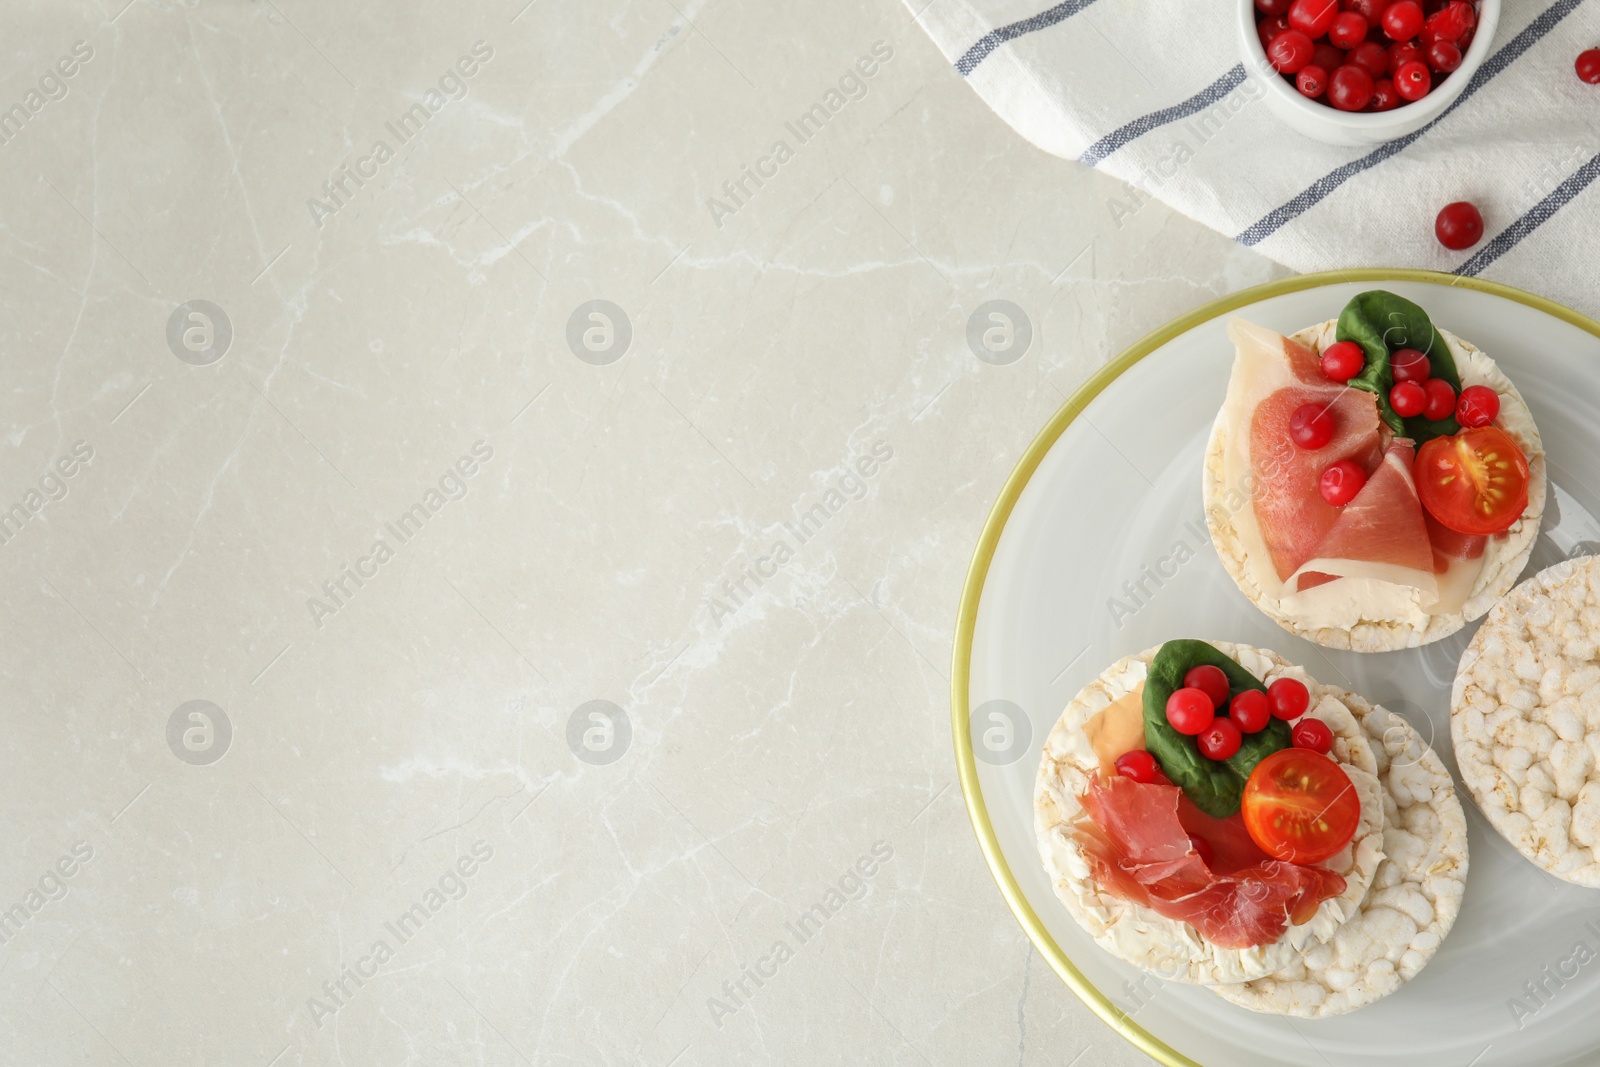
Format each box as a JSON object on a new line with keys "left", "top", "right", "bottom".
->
{"left": 910, "top": 0, "right": 1600, "bottom": 314}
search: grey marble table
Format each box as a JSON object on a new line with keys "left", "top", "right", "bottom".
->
{"left": 0, "top": 1, "right": 1284, "bottom": 1064}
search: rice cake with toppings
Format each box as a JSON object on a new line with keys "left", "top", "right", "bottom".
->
{"left": 1035, "top": 641, "right": 1385, "bottom": 986}
{"left": 1213, "top": 703, "right": 1469, "bottom": 1016}
{"left": 1452, "top": 554, "right": 1600, "bottom": 886}
{"left": 1204, "top": 320, "right": 1546, "bottom": 653}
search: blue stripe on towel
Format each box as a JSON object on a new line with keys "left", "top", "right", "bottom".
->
{"left": 1236, "top": 0, "right": 1586, "bottom": 248}
{"left": 956, "top": 0, "right": 1101, "bottom": 76}
{"left": 1079, "top": 65, "right": 1248, "bottom": 167}
{"left": 1455, "top": 151, "right": 1600, "bottom": 275}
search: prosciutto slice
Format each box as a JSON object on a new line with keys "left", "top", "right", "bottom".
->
{"left": 1074, "top": 777, "right": 1346, "bottom": 950}
{"left": 1286, "top": 440, "right": 1438, "bottom": 598}
{"left": 1424, "top": 511, "right": 1487, "bottom": 573}
{"left": 1224, "top": 319, "right": 1488, "bottom": 611}
{"left": 1227, "top": 320, "right": 1383, "bottom": 586}
{"left": 1424, "top": 512, "right": 1491, "bottom": 614}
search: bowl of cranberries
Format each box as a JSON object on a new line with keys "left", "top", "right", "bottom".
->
{"left": 1239, "top": 0, "right": 1500, "bottom": 145}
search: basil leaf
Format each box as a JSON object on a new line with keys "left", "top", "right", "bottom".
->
{"left": 1335, "top": 290, "right": 1460, "bottom": 444}
{"left": 1142, "top": 640, "right": 1290, "bottom": 818}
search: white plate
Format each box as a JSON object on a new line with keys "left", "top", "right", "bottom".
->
{"left": 953, "top": 270, "right": 1600, "bottom": 1067}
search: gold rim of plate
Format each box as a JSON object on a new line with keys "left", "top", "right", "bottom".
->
{"left": 949, "top": 268, "right": 1600, "bottom": 1067}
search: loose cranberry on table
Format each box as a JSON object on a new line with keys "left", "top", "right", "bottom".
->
{"left": 1456, "top": 384, "right": 1500, "bottom": 426}
{"left": 1423, "top": 378, "right": 1457, "bottom": 421}
{"left": 1579, "top": 49, "right": 1600, "bottom": 84}
{"left": 1319, "top": 459, "right": 1367, "bottom": 505}
{"left": 1391, "top": 379, "right": 1426, "bottom": 417}
{"left": 1290, "top": 402, "right": 1335, "bottom": 448}
{"left": 1328, "top": 63, "right": 1376, "bottom": 110}
{"left": 1184, "top": 664, "right": 1232, "bottom": 709}
{"left": 1292, "top": 718, "right": 1335, "bottom": 755}
{"left": 1198, "top": 717, "right": 1244, "bottom": 761}
{"left": 1320, "top": 339, "right": 1365, "bottom": 382}
{"left": 1230, "top": 689, "right": 1272, "bottom": 733}
{"left": 1267, "top": 677, "right": 1310, "bottom": 721}
{"left": 1166, "top": 688, "right": 1216, "bottom": 736}
{"left": 1115, "top": 750, "right": 1162, "bottom": 784}
{"left": 1391, "top": 347, "right": 1431, "bottom": 382}
{"left": 1436, "top": 200, "right": 1485, "bottom": 249}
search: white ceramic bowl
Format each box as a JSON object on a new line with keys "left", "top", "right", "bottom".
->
{"left": 1237, "top": 0, "right": 1500, "bottom": 146}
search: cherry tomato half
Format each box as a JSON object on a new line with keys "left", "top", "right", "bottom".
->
{"left": 1241, "top": 748, "right": 1361, "bottom": 864}
{"left": 1415, "top": 426, "right": 1531, "bottom": 535}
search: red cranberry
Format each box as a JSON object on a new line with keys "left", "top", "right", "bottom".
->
{"left": 1289, "top": 0, "right": 1340, "bottom": 38}
{"left": 1428, "top": 39, "right": 1463, "bottom": 72}
{"left": 1435, "top": 201, "right": 1485, "bottom": 250}
{"left": 1297, "top": 64, "right": 1330, "bottom": 97}
{"left": 1578, "top": 49, "right": 1600, "bottom": 84}
{"left": 1328, "top": 64, "right": 1376, "bottom": 110}
{"left": 1382, "top": 0, "right": 1425, "bottom": 41}
{"left": 1269, "top": 29, "right": 1317, "bottom": 73}
{"left": 1348, "top": 40, "right": 1390, "bottom": 78}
